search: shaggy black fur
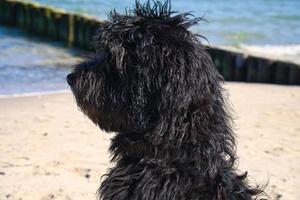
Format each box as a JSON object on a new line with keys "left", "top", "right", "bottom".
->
{"left": 67, "top": 1, "right": 265, "bottom": 199}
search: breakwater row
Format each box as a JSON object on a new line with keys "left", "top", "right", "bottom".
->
{"left": 0, "top": 0, "right": 299, "bottom": 85}
{"left": 0, "top": 0, "right": 102, "bottom": 49}
{"left": 207, "top": 47, "right": 300, "bottom": 85}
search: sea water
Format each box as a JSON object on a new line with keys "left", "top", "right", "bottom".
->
{"left": 24, "top": 0, "right": 300, "bottom": 63}
{"left": 26, "top": 0, "right": 300, "bottom": 47}
{"left": 1, "top": 0, "right": 300, "bottom": 94}
{"left": 0, "top": 27, "right": 82, "bottom": 95}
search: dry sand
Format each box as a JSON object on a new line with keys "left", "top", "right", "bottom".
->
{"left": 0, "top": 83, "right": 299, "bottom": 200}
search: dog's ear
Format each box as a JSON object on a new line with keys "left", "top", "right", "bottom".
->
{"left": 149, "top": 44, "right": 224, "bottom": 146}
{"left": 130, "top": 80, "right": 158, "bottom": 132}
{"left": 131, "top": 83, "right": 150, "bottom": 130}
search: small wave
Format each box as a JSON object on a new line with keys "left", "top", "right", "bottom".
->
{"left": 0, "top": 90, "right": 70, "bottom": 99}
{"left": 238, "top": 44, "right": 300, "bottom": 64}
{"left": 270, "top": 15, "right": 300, "bottom": 21}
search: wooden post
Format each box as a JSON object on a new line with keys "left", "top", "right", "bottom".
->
{"left": 274, "top": 61, "right": 290, "bottom": 84}
{"left": 46, "top": 9, "right": 60, "bottom": 40}
{"left": 58, "top": 12, "right": 70, "bottom": 43}
{"left": 67, "top": 14, "right": 74, "bottom": 47}
{"left": 257, "top": 58, "right": 275, "bottom": 83}
{"left": 289, "top": 64, "right": 300, "bottom": 85}
{"left": 221, "top": 51, "right": 236, "bottom": 81}
{"left": 207, "top": 48, "right": 224, "bottom": 76}
{"left": 73, "top": 15, "right": 84, "bottom": 48}
{"left": 235, "top": 53, "right": 247, "bottom": 82}
{"left": 246, "top": 56, "right": 259, "bottom": 82}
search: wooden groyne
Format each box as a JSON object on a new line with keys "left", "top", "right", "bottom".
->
{"left": 0, "top": 0, "right": 103, "bottom": 49}
{"left": 0, "top": 0, "right": 299, "bottom": 85}
{"left": 207, "top": 47, "right": 300, "bottom": 85}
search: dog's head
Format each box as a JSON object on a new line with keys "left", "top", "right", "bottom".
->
{"left": 67, "top": 0, "right": 218, "bottom": 135}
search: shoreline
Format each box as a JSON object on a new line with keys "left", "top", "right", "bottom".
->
{"left": 0, "top": 89, "right": 70, "bottom": 99}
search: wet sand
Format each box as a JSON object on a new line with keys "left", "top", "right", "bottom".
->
{"left": 0, "top": 82, "right": 299, "bottom": 200}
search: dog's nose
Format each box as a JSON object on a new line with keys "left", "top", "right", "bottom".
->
{"left": 66, "top": 73, "right": 76, "bottom": 86}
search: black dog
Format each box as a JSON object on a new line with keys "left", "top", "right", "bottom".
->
{"left": 67, "top": 1, "right": 265, "bottom": 199}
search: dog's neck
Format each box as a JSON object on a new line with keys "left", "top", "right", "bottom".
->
{"left": 110, "top": 131, "right": 153, "bottom": 160}
{"left": 113, "top": 129, "right": 230, "bottom": 168}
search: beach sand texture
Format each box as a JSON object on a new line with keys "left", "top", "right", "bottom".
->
{"left": 0, "top": 83, "right": 299, "bottom": 200}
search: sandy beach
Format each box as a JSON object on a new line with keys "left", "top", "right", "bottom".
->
{"left": 0, "top": 82, "right": 299, "bottom": 200}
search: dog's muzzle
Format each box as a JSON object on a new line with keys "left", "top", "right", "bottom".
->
{"left": 66, "top": 73, "right": 76, "bottom": 86}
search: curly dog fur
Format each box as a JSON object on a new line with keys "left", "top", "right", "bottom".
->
{"left": 67, "top": 1, "right": 265, "bottom": 199}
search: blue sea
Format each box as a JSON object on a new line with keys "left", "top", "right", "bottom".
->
{"left": 26, "top": 0, "right": 300, "bottom": 46}
{"left": 1, "top": 0, "right": 300, "bottom": 95}
{"left": 0, "top": 27, "right": 82, "bottom": 95}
